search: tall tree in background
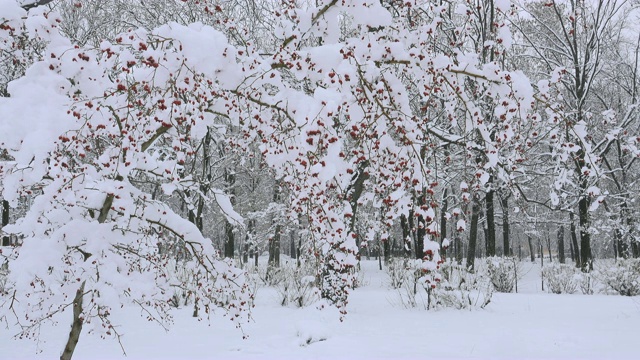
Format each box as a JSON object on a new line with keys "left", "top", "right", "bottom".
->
{"left": 512, "top": 0, "right": 638, "bottom": 270}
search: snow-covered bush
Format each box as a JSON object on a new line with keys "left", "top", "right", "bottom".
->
{"left": 485, "top": 257, "right": 520, "bottom": 293}
{"left": 352, "top": 266, "right": 369, "bottom": 289}
{"left": 578, "top": 272, "right": 595, "bottom": 295}
{"left": 542, "top": 263, "right": 579, "bottom": 294}
{"left": 167, "top": 261, "right": 192, "bottom": 308}
{"left": 250, "top": 264, "right": 287, "bottom": 287}
{"left": 393, "top": 259, "right": 492, "bottom": 310}
{"left": 385, "top": 258, "right": 409, "bottom": 289}
{"left": 595, "top": 259, "right": 640, "bottom": 296}
{"left": 275, "top": 261, "right": 320, "bottom": 308}
{"left": 435, "top": 261, "right": 493, "bottom": 309}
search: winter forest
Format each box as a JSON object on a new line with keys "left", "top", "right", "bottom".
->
{"left": 1, "top": 0, "right": 640, "bottom": 359}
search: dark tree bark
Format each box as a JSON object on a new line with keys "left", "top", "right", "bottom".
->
{"left": 254, "top": 249, "right": 259, "bottom": 267}
{"left": 557, "top": 225, "right": 566, "bottom": 264}
{"left": 617, "top": 201, "right": 631, "bottom": 258}
{"left": 60, "top": 190, "right": 117, "bottom": 359}
{"left": 570, "top": 212, "right": 581, "bottom": 268}
{"left": 400, "top": 214, "right": 412, "bottom": 258}
{"left": 539, "top": 240, "right": 544, "bottom": 292}
{"left": 569, "top": 232, "right": 576, "bottom": 263}
{"left": 224, "top": 221, "right": 235, "bottom": 259}
{"left": 296, "top": 235, "right": 302, "bottom": 267}
{"left": 345, "top": 161, "right": 369, "bottom": 233}
{"left": 268, "top": 182, "right": 282, "bottom": 269}
{"left": 527, "top": 235, "right": 535, "bottom": 262}
{"left": 242, "top": 241, "right": 249, "bottom": 265}
{"left": 2, "top": 200, "right": 9, "bottom": 246}
{"left": 415, "top": 213, "right": 426, "bottom": 260}
{"left": 614, "top": 228, "right": 626, "bottom": 259}
{"left": 517, "top": 235, "right": 522, "bottom": 260}
{"left": 501, "top": 195, "right": 510, "bottom": 256}
{"left": 466, "top": 197, "right": 480, "bottom": 271}
{"left": 242, "top": 219, "right": 254, "bottom": 265}
{"left": 440, "top": 188, "right": 448, "bottom": 259}
{"left": 382, "top": 239, "right": 390, "bottom": 265}
{"left": 546, "top": 233, "right": 553, "bottom": 262}
{"left": 455, "top": 236, "right": 463, "bottom": 264}
{"left": 289, "top": 231, "right": 296, "bottom": 259}
{"left": 223, "top": 169, "right": 236, "bottom": 259}
{"left": 268, "top": 226, "right": 281, "bottom": 267}
{"left": 485, "top": 189, "right": 496, "bottom": 257}
{"left": 578, "top": 194, "right": 593, "bottom": 271}
{"left": 60, "top": 281, "right": 86, "bottom": 360}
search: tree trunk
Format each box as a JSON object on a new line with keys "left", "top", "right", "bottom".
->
{"left": 527, "top": 235, "right": 535, "bottom": 262}
{"left": 485, "top": 189, "right": 496, "bottom": 257}
{"left": 482, "top": 213, "right": 488, "bottom": 259}
{"left": 223, "top": 168, "right": 236, "bottom": 259}
{"left": 631, "top": 241, "right": 639, "bottom": 259}
{"left": 224, "top": 220, "right": 235, "bottom": 259}
{"left": 455, "top": 236, "right": 463, "bottom": 264}
{"left": 400, "top": 214, "right": 412, "bottom": 258}
{"left": 243, "top": 219, "right": 254, "bottom": 265}
{"left": 578, "top": 196, "right": 593, "bottom": 272}
{"left": 415, "top": 214, "right": 425, "bottom": 260}
{"left": 60, "top": 281, "right": 86, "bottom": 360}
{"left": 440, "top": 188, "right": 448, "bottom": 259}
{"left": 242, "top": 241, "right": 249, "bottom": 265}
{"left": 539, "top": 240, "right": 544, "bottom": 292}
{"left": 570, "top": 212, "right": 581, "bottom": 268}
{"left": 382, "top": 239, "right": 390, "bottom": 265}
{"left": 557, "top": 225, "right": 566, "bottom": 264}
{"left": 2, "top": 200, "right": 9, "bottom": 246}
{"left": 615, "top": 228, "right": 628, "bottom": 259}
{"left": 546, "top": 233, "right": 553, "bottom": 262}
{"left": 517, "top": 235, "right": 522, "bottom": 260}
{"left": 296, "top": 236, "right": 302, "bottom": 267}
{"left": 268, "top": 182, "right": 282, "bottom": 268}
{"left": 466, "top": 197, "right": 480, "bottom": 271}
{"left": 501, "top": 195, "right": 510, "bottom": 256}
{"left": 268, "top": 224, "right": 281, "bottom": 268}
{"left": 290, "top": 231, "right": 296, "bottom": 259}
{"left": 569, "top": 233, "right": 575, "bottom": 263}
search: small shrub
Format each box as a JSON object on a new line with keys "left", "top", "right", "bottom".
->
{"left": 166, "top": 260, "right": 196, "bottom": 308}
{"left": 595, "top": 259, "right": 640, "bottom": 296}
{"left": 252, "top": 264, "right": 287, "bottom": 287}
{"left": 392, "top": 259, "right": 492, "bottom": 310}
{"left": 485, "top": 256, "right": 520, "bottom": 293}
{"left": 578, "top": 272, "right": 594, "bottom": 295}
{"left": 542, "top": 263, "right": 579, "bottom": 294}
{"left": 352, "top": 267, "right": 369, "bottom": 289}
{"left": 275, "top": 262, "right": 320, "bottom": 307}
{"left": 434, "top": 261, "right": 493, "bottom": 309}
{"left": 385, "top": 258, "right": 409, "bottom": 289}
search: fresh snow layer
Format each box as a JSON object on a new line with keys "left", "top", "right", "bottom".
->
{"left": 1, "top": 260, "right": 639, "bottom": 359}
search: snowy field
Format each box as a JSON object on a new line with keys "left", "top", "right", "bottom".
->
{"left": 2, "top": 259, "right": 639, "bottom": 360}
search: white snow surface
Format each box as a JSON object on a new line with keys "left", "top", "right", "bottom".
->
{"left": 1, "top": 260, "right": 638, "bottom": 359}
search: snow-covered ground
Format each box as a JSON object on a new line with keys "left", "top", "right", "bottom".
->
{"left": 2, "top": 260, "right": 639, "bottom": 359}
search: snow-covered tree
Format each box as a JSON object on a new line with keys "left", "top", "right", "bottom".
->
{"left": 511, "top": 0, "right": 640, "bottom": 270}
{"left": 0, "top": 4, "right": 250, "bottom": 359}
